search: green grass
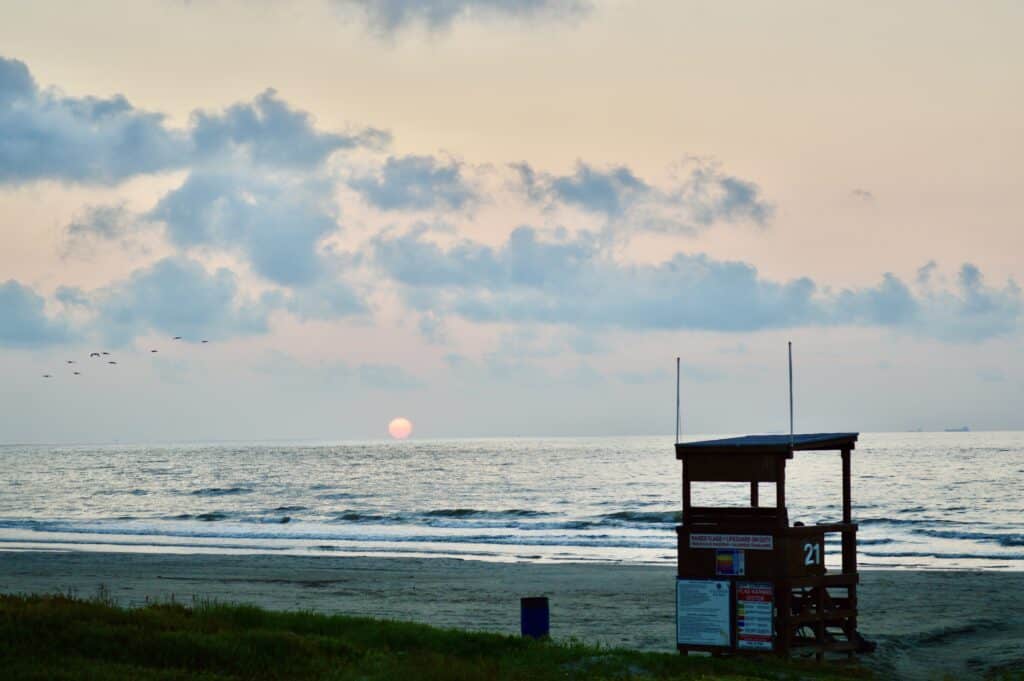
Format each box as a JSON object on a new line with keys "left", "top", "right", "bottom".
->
{"left": 0, "top": 592, "right": 866, "bottom": 680}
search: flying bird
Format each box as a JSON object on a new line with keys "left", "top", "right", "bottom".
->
{"left": 173, "top": 336, "right": 182, "bottom": 340}
{"left": 151, "top": 349, "right": 158, "bottom": 353}
{"left": 101, "top": 352, "right": 110, "bottom": 356}
{"left": 66, "top": 360, "right": 75, "bottom": 364}
{"left": 42, "top": 374, "right": 52, "bottom": 378}
{"left": 73, "top": 371, "right": 81, "bottom": 376}
{"left": 107, "top": 361, "right": 117, "bottom": 365}
{"left": 201, "top": 340, "right": 208, "bottom": 344}
{"left": 89, "top": 352, "right": 101, "bottom": 358}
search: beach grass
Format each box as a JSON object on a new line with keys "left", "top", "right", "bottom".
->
{"left": 0, "top": 592, "right": 866, "bottom": 681}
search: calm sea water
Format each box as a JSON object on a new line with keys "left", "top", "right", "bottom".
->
{"left": 0, "top": 432, "right": 1021, "bottom": 570}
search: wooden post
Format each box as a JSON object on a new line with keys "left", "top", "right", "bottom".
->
{"left": 847, "top": 582, "right": 859, "bottom": 653}
{"left": 841, "top": 448, "right": 856, "bottom": 574}
{"left": 841, "top": 448, "right": 852, "bottom": 523}
{"left": 814, "top": 585, "right": 825, "bottom": 662}
{"left": 750, "top": 481, "right": 759, "bottom": 507}
{"left": 682, "top": 456, "right": 691, "bottom": 526}
{"left": 777, "top": 584, "right": 792, "bottom": 656}
{"left": 775, "top": 455, "right": 786, "bottom": 526}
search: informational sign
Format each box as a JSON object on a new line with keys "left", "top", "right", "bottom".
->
{"left": 676, "top": 579, "right": 731, "bottom": 647}
{"left": 736, "top": 582, "right": 773, "bottom": 650}
{"left": 715, "top": 549, "right": 745, "bottom": 576}
{"left": 690, "top": 533, "right": 773, "bottom": 550}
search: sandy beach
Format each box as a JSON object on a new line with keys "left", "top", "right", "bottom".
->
{"left": 0, "top": 551, "right": 1020, "bottom": 680}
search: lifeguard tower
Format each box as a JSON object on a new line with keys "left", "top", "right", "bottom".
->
{"left": 674, "top": 432, "right": 874, "bottom": 658}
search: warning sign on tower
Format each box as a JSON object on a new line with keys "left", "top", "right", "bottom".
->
{"left": 736, "top": 582, "right": 773, "bottom": 650}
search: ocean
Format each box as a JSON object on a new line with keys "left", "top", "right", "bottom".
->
{"left": 1, "top": 432, "right": 1021, "bottom": 570}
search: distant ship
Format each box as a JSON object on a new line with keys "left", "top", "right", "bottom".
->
{"left": 944, "top": 426, "right": 970, "bottom": 432}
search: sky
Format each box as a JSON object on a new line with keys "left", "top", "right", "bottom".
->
{"left": 1, "top": 0, "right": 1022, "bottom": 443}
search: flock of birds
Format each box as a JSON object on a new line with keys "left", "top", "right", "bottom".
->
{"left": 41, "top": 336, "right": 209, "bottom": 378}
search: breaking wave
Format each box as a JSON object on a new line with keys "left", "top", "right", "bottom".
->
{"left": 599, "top": 511, "right": 681, "bottom": 525}
{"left": 421, "top": 509, "right": 552, "bottom": 518}
{"left": 912, "top": 529, "right": 1024, "bottom": 547}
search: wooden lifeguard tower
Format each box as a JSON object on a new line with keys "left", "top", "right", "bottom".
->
{"left": 674, "top": 432, "right": 874, "bottom": 658}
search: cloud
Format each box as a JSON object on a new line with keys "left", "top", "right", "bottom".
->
{"left": 516, "top": 161, "right": 647, "bottom": 216}
{"left": 0, "top": 56, "right": 37, "bottom": 104}
{"left": 61, "top": 203, "right": 138, "bottom": 257}
{"left": 691, "top": 170, "right": 773, "bottom": 226}
{"left": 0, "top": 56, "right": 187, "bottom": 184}
{"left": 191, "top": 89, "right": 389, "bottom": 168}
{"left": 66, "top": 203, "right": 130, "bottom": 241}
{"left": 130, "top": 168, "right": 368, "bottom": 319}
{"left": 835, "top": 264, "right": 1023, "bottom": 341}
{"left": 926, "top": 264, "right": 1022, "bottom": 341}
{"left": 916, "top": 260, "right": 938, "bottom": 285}
{"left": 148, "top": 170, "right": 340, "bottom": 286}
{"left": 513, "top": 159, "right": 773, "bottom": 234}
{"left": 6, "top": 52, "right": 1017, "bottom": 352}
{"left": 349, "top": 155, "right": 477, "bottom": 211}
{"left": 373, "top": 224, "right": 599, "bottom": 289}
{"left": 374, "top": 226, "right": 818, "bottom": 331}
{"left": 57, "top": 244, "right": 365, "bottom": 343}
{"left": 373, "top": 227, "right": 1022, "bottom": 339}
{"left": 0, "top": 54, "right": 379, "bottom": 313}
{"left": 333, "top": 0, "right": 591, "bottom": 33}
{"left": 0, "top": 280, "right": 74, "bottom": 347}
{"left": 0, "top": 56, "right": 387, "bottom": 185}
{"left": 54, "top": 286, "right": 90, "bottom": 308}
{"left": 93, "top": 257, "right": 276, "bottom": 344}
{"left": 58, "top": 166, "right": 369, "bottom": 325}
{"left": 835, "top": 273, "right": 918, "bottom": 326}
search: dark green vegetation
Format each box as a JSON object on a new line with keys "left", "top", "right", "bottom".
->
{"left": 0, "top": 593, "right": 864, "bottom": 680}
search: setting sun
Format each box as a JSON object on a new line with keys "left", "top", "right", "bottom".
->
{"left": 388, "top": 417, "right": 413, "bottom": 440}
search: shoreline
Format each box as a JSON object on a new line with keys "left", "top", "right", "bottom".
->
{"left": 1, "top": 551, "right": 1022, "bottom": 679}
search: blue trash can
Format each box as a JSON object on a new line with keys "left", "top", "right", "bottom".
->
{"left": 520, "top": 596, "right": 549, "bottom": 639}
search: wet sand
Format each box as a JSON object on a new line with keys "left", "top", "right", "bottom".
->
{"left": 1, "top": 551, "right": 1021, "bottom": 680}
